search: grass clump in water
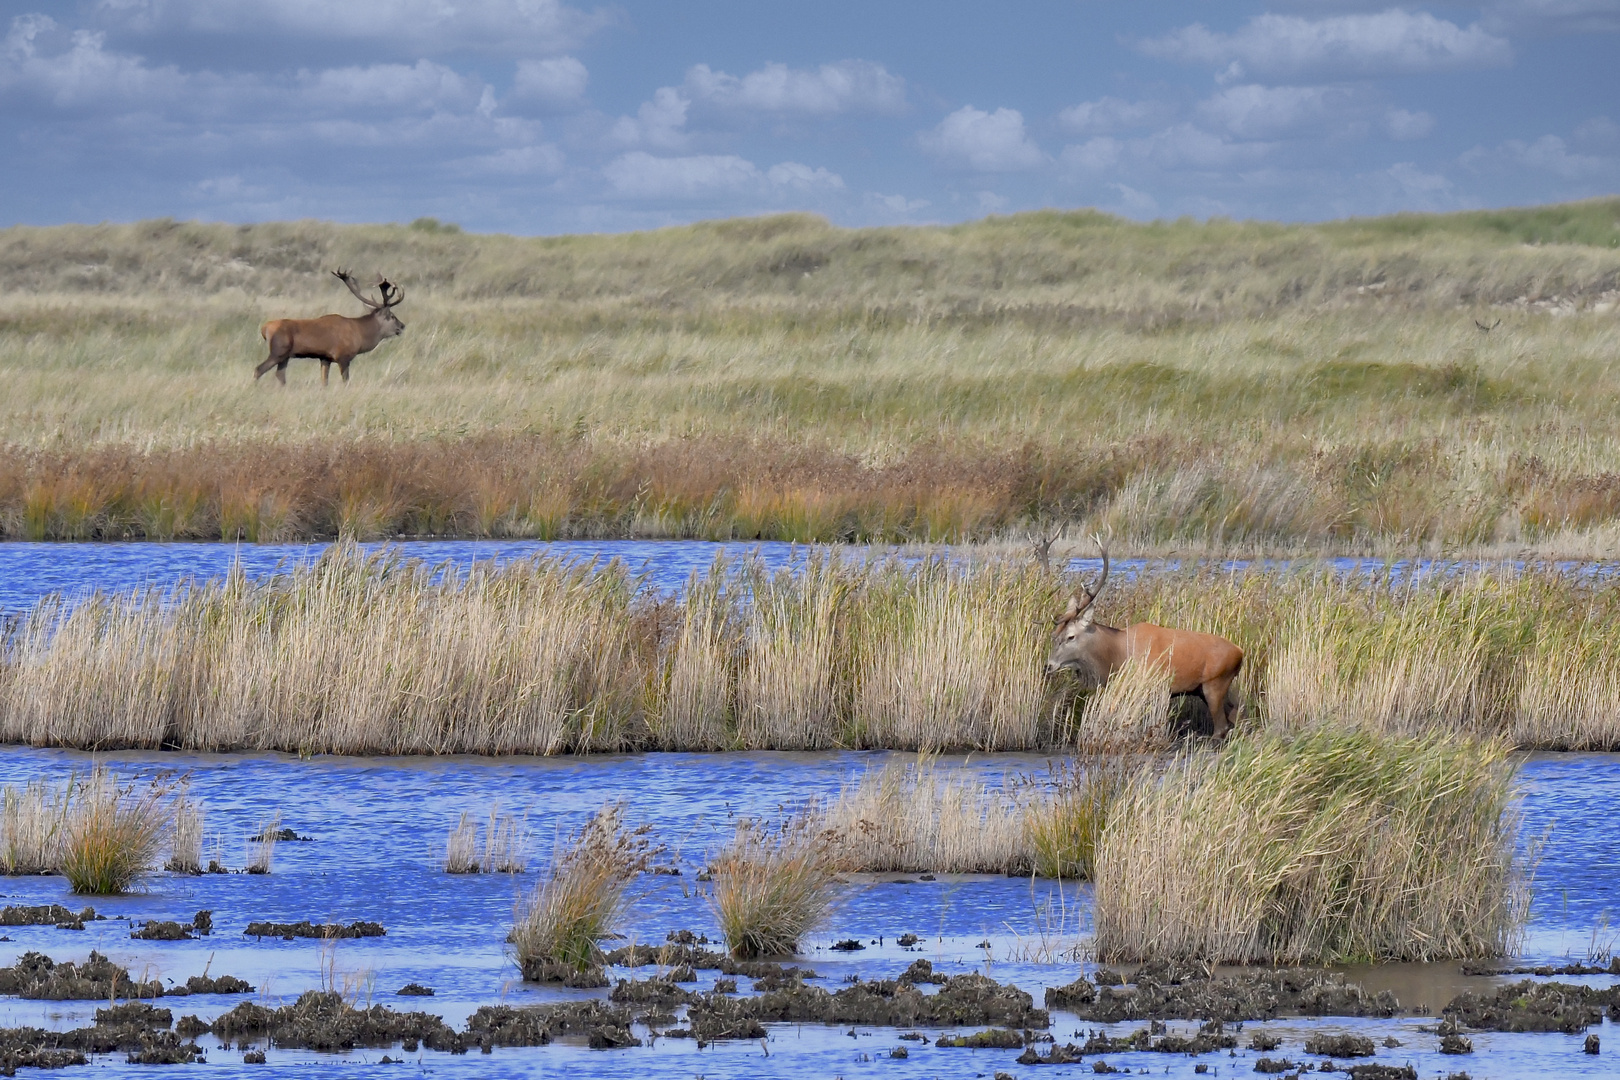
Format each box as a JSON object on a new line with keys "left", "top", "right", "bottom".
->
{"left": 1091, "top": 728, "right": 1525, "bottom": 965}
{"left": 1024, "top": 757, "right": 1130, "bottom": 881}
{"left": 2, "top": 780, "right": 66, "bottom": 875}
{"left": 510, "top": 804, "right": 655, "bottom": 978}
{"left": 710, "top": 818, "right": 839, "bottom": 958}
{"left": 58, "top": 768, "right": 173, "bottom": 895}
{"left": 165, "top": 792, "right": 203, "bottom": 874}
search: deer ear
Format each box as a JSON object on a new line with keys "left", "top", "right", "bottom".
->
{"left": 1077, "top": 606, "right": 1095, "bottom": 628}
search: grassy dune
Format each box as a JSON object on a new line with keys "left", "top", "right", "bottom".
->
{"left": 2, "top": 545, "right": 1615, "bottom": 755}
{"left": 3, "top": 202, "right": 1620, "bottom": 550}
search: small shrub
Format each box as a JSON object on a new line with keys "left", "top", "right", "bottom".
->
{"left": 710, "top": 817, "right": 839, "bottom": 959}
{"left": 58, "top": 768, "right": 173, "bottom": 895}
{"left": 510, "top": 804, "right": 655, "bottom": 976}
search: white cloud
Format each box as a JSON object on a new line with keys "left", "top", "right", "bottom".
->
{"left": 1574, "top": 115, "right": 1620, "bottom": 149}
{"left": 976, "top": 190, "right": 1009, "bottom": 212}
{"left": 1135, "top": 123, "right": 1270, "bottom": 170}
{"left": 1140, "top": 11, "right": 1512, "bottom": 80}
{"left": 684, "top": 60, "right": 904, "bottom": 116}
{"left": 1060, "top": 136, "right": 1123, "bottom": 173}
{"left": 1109, "top": 183, "right": 1159, "bottom": 217}
{"left": 1196, "top": 84, "right": 1345, "bottom": 138}
{"left": 609, "top": 86, "right": 689, "bottom": 149}
{"left": 1, "top": 19, "right": 185, "bottom": 109}
{"left": 602, "top": 152, "right": 844, "bottom": 199}
{"left": 1384, "top": 107, "right": 1435, "bottom": 141}
{"left": 509, "top": 56, "right": 587, "bottom": 109}
{"left": 1057, "top": 96, "right": 1168, "bottom": 135}
{"left": 94, "top": 0, "right": 609, "bottom": 57}
{"left": 765, "top": 161, "right": 845, "bottom": 190}
{"left": 1483, "top": 1, "right": 1620, "bottom": 35}
{"left": 918, "top": 105, "right": 1044, "bottom": 172}
{"left": 1464, "top": 134, "right": 1611, "bottom": 179}
{"left": 866, "top": 192, "right": 929, "bottom": 214}
{"left": 463, "top": 143, "right": 566, "bottom": 176}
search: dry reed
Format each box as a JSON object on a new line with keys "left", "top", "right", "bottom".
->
{"left": 820, "top": 755, "right": 1029, "bottom": 874}
{"left": 444, "top": 812, "right": 481, "bottom": 874}
{"left": 510, "top": 804, "right": 655, "bottom": 977}
{"left": 1024, "top": 758, "right": 1131, "bottom": 881}
{"left": 246, "top": 813, "right": 281, "bottom": 874}
{"left": 1, "top": 549, "right": 1618, "bottom": 754}
{"left": 709, "top": 818, "right": 840, "bottom": 959}
{"left": 58, "top": 767, "right": 173, "bottom": 894}
{"left": 165, "top": 793, "right": 204, "bottom": 874}
{"left": 1, "top": 780, "right": 65, "bottom": 874}
{"left": 1091, "top": 729, "right": 1525, "bottom": 965}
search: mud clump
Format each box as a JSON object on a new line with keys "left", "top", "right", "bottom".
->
{"left": 165, "top": 974, "right": 254, "bottom": 996}
{"left": 1462, "top": 958, "right": 1620, "bottom": 977}
{"left": 1305, "top": 1032, "right": 1374, "bottom": 1056}
{"left": 937, "top": 1028, "right": 1025, "bottom": 1049}
{"left": 1079, "top": 1019, "right": 1237, "bottom": 1055}
{"left": 0, "top": 999, "right": 204, "bottom": 1073}
{"left": 1346, "top": 1067, "right": 1416, "bottom": 1080}
{"left": 1249, "top": 1031, "right": 1283, "bottom": 1051}
{"left": 250, "top": 826, "right": 313, "bottom": 842}
{"left": 464, "top": 1001, "right": 635, "bottom": 1048}
{"left": 702, "top": 971, "right": 1048, "bottom": 1032}
{"left": 132, "top": 911, "right": 212, "bottom": 941}
{"left": 1017, "top": 1041, "right": 1084, "bottom": 1064}
{"left": 397, "top": 984, "right": 434, "bottom": 996}
{"left": 609, "top": 978, "right": 693, "bottom": 1010}
{"left": 244, "top": 919, "right": 385, "bottom": 940}
{"left": 212, "top": 991, "right": 462, "bottom": 1053}
{"left": 0, "top": 951, "right": 164, "bottom": 1000}
{"left": 0, "top": 905, "right": 100, "bottom": 929}
{"left": 682, "top": 994, "right": 767, "bottom": 1045}
{"left": 95, "top": 1003, "right": 171, "bottom": 1028}
{"left": 519, "top": 961, "right": 608, "bottom": 987}
{"left": 586, "top": 1025, "right": 640, "bottom": 1049}
{"left": 1439, "top": 1032, "right": 1473, "bottom": 1053}
{"left": 1046, "top": 966, "right": 1399, "bottom": 1022}
{"left": 1254, "top": 1058, "right": 1299, "bottom": 1074}
{"left": 1442, "top": 980, "right": 1619, "bottom": 1033}
{"left": 123, "top": 1033, "right": 203, "bottom": 1065}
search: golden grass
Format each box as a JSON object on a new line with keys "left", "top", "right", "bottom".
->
{"left": 709, "top": 818, "right": 840, "bottom": 959}
{"left": 57, "top": 767, "right": 173, "bottom": 894}
{"left": 1, "top": 779, "right": 65, "bottom": 874}
{"left": 2, "top": 546, "right": 1619, "bottom": 754}
{"left": 165, "top": 793, "right": 204, "bottom": 875}
{"left": 1090, "top": 729, "right": 1525, "bottom": 965}
{"left": 820, "top": 755, "right": 1029, "bottom": 874}
{"left": 1, "top": 203, "right": 1619, "bottom": 551}
{"left": 1024, "top": 758, "right": 1131, "bottom": 881}
{"left": 510, "top": 804, "right": 654, "bottom": 976}
{"left": 246, "top": 813, "right": 280, "bottom": 874}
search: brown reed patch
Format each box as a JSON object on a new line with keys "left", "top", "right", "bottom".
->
{"left": 709, "top": 817, "right": 840, "bottom": 959}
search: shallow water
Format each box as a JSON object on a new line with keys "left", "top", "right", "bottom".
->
{"left": 0, "top": 746, "right": 1615, "bottom": 1078}
{"left": 1, "top": 537, "right": 1611, "bottom": 612}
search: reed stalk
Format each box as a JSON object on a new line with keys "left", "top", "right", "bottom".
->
{"left": 709, "top": 818, "right": 840, "bottom": 959}
{"left": 510, "top": 804, "right": 655, "bottom": 976}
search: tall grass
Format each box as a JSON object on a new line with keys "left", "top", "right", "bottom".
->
{"left": 165, "top": 793, "right": 203, "bottom": 874}
{"left": 2, "top": 780, "right": 65, "bottom": 874}
{"left": 709, "top": 818, "right": 840, "bottom": 959}
{"left": 820, "top": 755, "right": 1029, "bottom": 874}
{"left": 2, "top": 204, "right": 1620, "bottom": 551}
{"left": 2, "top": 548, "right": 1618, "bottom": 754}
{"left": 57, "top": 768, "right": 173, "bottom": 894}
{"left": 510, "top": 804, "right": 654, "bottom": 976}
{"left": 1090, "top": 729, "right": 1525, "bottom": 965}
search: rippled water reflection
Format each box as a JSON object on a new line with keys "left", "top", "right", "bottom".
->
{"left": 0, "top": 747, "right": 1613, "bottom": 1079}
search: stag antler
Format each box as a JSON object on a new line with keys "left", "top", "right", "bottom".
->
{"left": 376, "top": 278, "right": 404, "bottom": 308}
{"left": 1030, "top": 524, "right": 1061, "bottom": 573}
{"left": 332, "top": 269, "right": 382, "bottom": 310}
{"left": 1073, "top": 534, "right": 1110, "bottom": 616}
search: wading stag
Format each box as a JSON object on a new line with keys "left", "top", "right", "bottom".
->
{"left": 255, "top": 270, "right": 405, "bottom": 386}
{"left": 1045, "top": 541, "right": 1245, "bottom": 737}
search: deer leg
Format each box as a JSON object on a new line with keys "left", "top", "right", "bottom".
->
{"left": 274, "top": 361, "right": 288, "bottom": 386}
{"left": 254, "top": 356, "right": 279, "bottom": 381}
{"left": 1202, "top": 673, "right": 1236, "bottom": 739}
{"left": 338, "top": 359, "right": 351, "bottom": 383}
{"left": 320, "top": 360, "right": 331, "bottom": 387}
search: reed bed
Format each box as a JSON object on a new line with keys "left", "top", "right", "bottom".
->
{"left": 1, "top": 779, "right": 65, "bottom": 874}
{"left": 820, "top": 755, "right": 1030, "bottom": 874}
{"left": 2, "top": 203, "right": 1620, "bottom": 552}
{"left": 2, "top": 546, "right": 1617, "bottom": 754}
{"left": 1090, "top": 729, "right": 1525, "bottom": 965}
{"left": 709, "top": 818, "right": 840, "bottom": 959}
{"left": 445, "top": 808, "right": 529, "bottom": 873}
{"left": 165, "top": 793, "right": 204, "bottom": 874}
{"left": 510, "top": 804, "right": 656, "bottom": 977}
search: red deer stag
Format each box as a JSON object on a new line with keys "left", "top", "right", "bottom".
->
{"left": 255, "top": 270, "right": 405, "bottom": 386}
{"left": 1045, "top": 540, "right": 1244, "bottom": 737}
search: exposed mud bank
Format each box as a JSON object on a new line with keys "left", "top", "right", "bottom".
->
{"left": 0, "top": 951, "right": 252, "bottom": 1000}
{"left": 1045, "top": 960, "right": 1400, "bottom": 1022}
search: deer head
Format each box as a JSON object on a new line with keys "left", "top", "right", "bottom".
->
{"left": 333, "top": 269, "right": 406, "bottom": 338}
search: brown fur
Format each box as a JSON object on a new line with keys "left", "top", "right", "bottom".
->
{"left": 255, "top": 270, "right": 404, "bottom": 386}
{"left": 1045, "top": 541, "right": 1245, "bottom": 737}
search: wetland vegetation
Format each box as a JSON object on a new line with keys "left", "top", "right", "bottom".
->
{"left": 1, "top": 201, "right": 1618, "bottom": 552}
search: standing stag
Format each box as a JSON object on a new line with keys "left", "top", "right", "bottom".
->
{"left": 1046, "top": 540, "right": 1245, "bottom": 737}
{"left": 255, "top": 270, "right": 405, "bottom": 386}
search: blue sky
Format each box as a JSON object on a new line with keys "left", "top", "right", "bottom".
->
{"left": 2, "top": 1, "right": 1616, "bottom": 232}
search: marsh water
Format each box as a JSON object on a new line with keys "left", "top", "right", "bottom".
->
{"left": 1, "top": 540, "right": 1617, "bottom": 1078}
